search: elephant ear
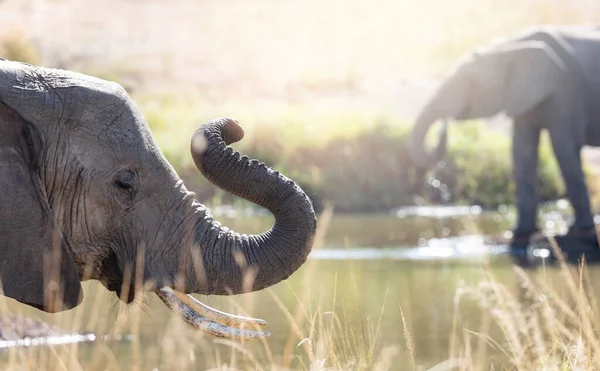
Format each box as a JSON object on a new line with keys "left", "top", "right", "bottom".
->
{"left": 0, "top": 61, "right": 82, "bottom": 313}
{"left": 0, "top": 60, "right": 64, "bottom": 126}
{"left": 500, "top": 41, "right": 568, "bottom": 117}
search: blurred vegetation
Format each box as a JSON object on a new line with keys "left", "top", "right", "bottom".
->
{"left": 0, "top": 0, "right": 596, "bottom": 214}
{"left": 433, "top": 122, "right": 566, "bottom": 209}
{"left": 137, "top": 95, "right": 568, "bottom": 213}
{"left": 0, "top": 27, "right": 41, "bottom": 65}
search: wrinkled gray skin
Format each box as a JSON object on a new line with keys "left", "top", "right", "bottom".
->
{"left": 409, "top": 25, "right": 600, "bottom": 240}
{"left": 0, "top": 58, "right": 316, "bottom": 313}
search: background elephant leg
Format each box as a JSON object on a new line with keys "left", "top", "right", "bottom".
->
{"left": 548, "top": 126, "right": 595, "bottom": 232}
{"left": 512, "top": 122, "right": 541, "bottom": 236}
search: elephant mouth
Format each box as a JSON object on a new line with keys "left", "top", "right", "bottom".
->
{"left": 155, "top": 287, "right": 270, "bottom": 340}
{"left": 98, "top": 248, "right": 268, "bottom": 340}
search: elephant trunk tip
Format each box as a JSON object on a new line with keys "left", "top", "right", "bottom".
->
{"left": 408, "top": 114, "right": 448, "bottom": 169}
{"left": 194, "top": 118, "right": 244, "bottom": 147}
{"left": 407, "top": 135, "right": 433, "bottom": 169}
{"left": 191, "top": 118, "right": 245, "bottom": 172}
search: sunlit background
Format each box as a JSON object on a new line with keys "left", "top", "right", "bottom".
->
{"left": 1, "top": 0, "right": 600, "bottom": 370}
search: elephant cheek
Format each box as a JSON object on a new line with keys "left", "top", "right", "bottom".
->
{"left": 83, "top": 209, "right": 114, "bottom": 238}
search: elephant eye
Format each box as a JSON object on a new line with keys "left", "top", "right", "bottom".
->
{"left": 113, "top": 170, "right": 136, "bottom": 197}
{"left": 114, "top": 179, "right": 133, "bottom": 192}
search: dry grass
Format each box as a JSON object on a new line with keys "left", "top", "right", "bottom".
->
{"left": 0, "top": 205, "right": 398, "bottom": 371}
{"left": 448, "top": 249, "right": 600, "bottom": 371}
{"left": 0, "top": 207, "right": 600, "bottom": 370}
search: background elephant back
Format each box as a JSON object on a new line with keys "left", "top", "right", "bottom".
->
{"left": 558, "top": 27, "right": 600, "bottom": 145}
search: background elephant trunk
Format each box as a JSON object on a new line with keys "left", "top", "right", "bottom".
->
{"left": 187, "top": 118, "right": 317, "bottom": 295}
{"left": 408, "top": 104, "right": 448, "bottom": 169}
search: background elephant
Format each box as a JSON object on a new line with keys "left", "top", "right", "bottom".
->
{"left": 0, "top": 58, "right": 316, "bottom": 330}
{"left": 409, "top": 25, "right": 600, "bottom": 246}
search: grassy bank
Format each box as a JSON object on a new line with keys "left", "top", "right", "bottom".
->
{"left": 2, "top": 208, "right": 600, "bottom": 370}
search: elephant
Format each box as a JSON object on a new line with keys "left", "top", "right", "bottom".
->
{"left": 408, "top": 25, "right": 600, "bottom": 248}
{"left": 0, "top": 58, "right": 316, "bottom": 339}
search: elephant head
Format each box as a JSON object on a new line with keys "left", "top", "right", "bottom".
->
{"left": 0, "top": 59, "right": 316, "bottom": 338}
{"left": 408, "top": 40, "right": 568, "bottom": 169}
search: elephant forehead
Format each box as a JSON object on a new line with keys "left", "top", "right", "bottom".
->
{"left": 103, "top": 106, "right": 160, "bottom": 153}
{"left": 61, "top": 86, "right": 154, "bottom": 148}
{"left": 61, "top": 84, "right": 129, "bottom": 120}
{"left": 32, "top": 71, "right": 174, "bottom": 171}
{"left": 75, "top": 111, "right": 173, "bottom": 175}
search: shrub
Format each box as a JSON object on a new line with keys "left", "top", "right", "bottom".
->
{"left": 434, "top": 122, "right": 564, "bottom": 208}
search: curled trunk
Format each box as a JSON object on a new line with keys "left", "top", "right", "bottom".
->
{"left": 187, "top": 118, "right": 317, "bottom": 295}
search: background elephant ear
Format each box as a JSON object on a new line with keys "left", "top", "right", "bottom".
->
{"left": 501, "top": 41, "right": 568, "bottom": 117}
{"left": 0, "top": 103, "right": 82, "bottom": 313}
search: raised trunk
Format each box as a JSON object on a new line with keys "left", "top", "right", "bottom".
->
{"left": 186, "top": 118, "right": 317, "bottom": 295}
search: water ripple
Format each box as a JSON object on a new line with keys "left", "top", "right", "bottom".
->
{"left": 392, "top": 205, "right": 483, "bottom": 219}
{"left": 0, "top": 334, "right": 134, "bottom": 350}
{"left": 309, "top": 235, "right": 509, "bottom": 261}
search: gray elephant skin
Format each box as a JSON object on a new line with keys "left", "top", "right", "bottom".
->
{"left": 0, "top": 58, "right": 316, "bottom": 314}
{"left": 409, "top": 25, "right": 600, "bottom": 244}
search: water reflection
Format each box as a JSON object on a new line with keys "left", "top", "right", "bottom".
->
{"left": 0, "top": 334, "right": 133, "bottom": 351}
{"left": 217, "top": 207, "right": 513, "bottom": 249}
{"left": 310, "top": 235, "right": 509, "bottom": 262}
{"left": 393, "top": 205, "right": 483, "bottom": 218}
{"left": 216, "top": 202, "right": 571, "bottom": 249}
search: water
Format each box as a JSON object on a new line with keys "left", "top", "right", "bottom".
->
{"left": 0, "top": 334, "right": 134, "bottom": 350}
{"left": 0, "top": 204, "right": 590, "bottom": 370}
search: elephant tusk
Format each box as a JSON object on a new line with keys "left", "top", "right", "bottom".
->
{"left": 171, "top": 289, "right": 267, "bottom": 328}
{"left": 155, "top": 287, "right": 270, "bottom": 341}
